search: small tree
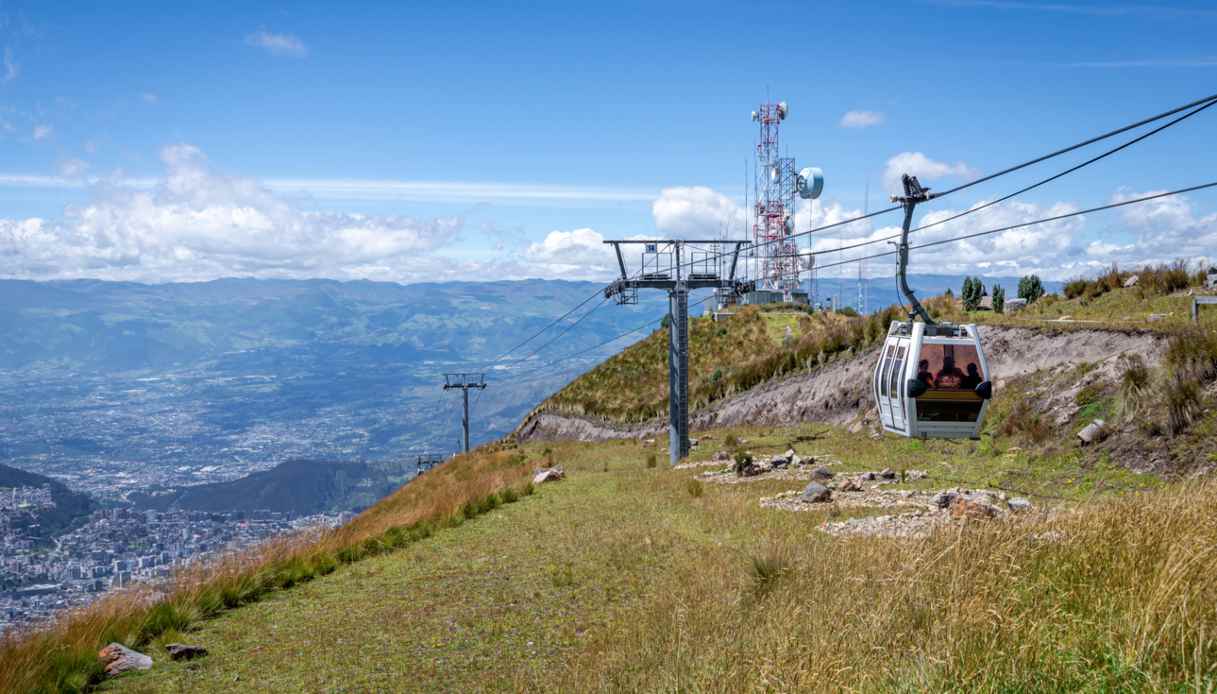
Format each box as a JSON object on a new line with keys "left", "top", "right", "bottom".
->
{"left": 962, "top": 276, "right": 985, "bottom": 311}
{"left": 992, "top": 284, "right": 1006, "bottom": 314}
{"left": 1018, "top": 275, "right": 1045, "bottom": 304}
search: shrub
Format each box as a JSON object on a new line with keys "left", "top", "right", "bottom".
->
{"left": 646, "top": 454, "right": 658, "bottom": 469}
{"left": 1064, "top": 278, "right": 1088, "bottom": 300}
{"left": 723, "top": 433, "right": 740, "bottom": 450}
{"left": 1164, "top": 376, "right": 1202, "bottom": 436}
{"left": 501, "top": 486, "right": 519, "bottom": 504}
{"left": 686, "top": 478, "right": 705, "bottom": 498}
{"left": 999, "top": 400, "right": 1051, "bottom": 444}
{"left": 136, "top": 601, "right": 193, "bottom": 646}
{"left": 749, "top": 550, "right": 791, "bottom": 597}
{"left": 1117, "top": 354, "right": 1150, "bottom": 423}
{"left": 1075, "top": 382, "right": 1105, "bottom": 407}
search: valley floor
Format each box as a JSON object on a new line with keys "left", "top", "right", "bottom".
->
{"left": 103, "top": 422, "right": 1215, "bottom": 693}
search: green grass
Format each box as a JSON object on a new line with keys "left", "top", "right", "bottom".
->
{"left": 98, "top": 427, "right": 1214, "bottom": 693}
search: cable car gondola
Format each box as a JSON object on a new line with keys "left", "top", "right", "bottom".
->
{"left": 874, "top": 175, "right": 992, "bottom": 439}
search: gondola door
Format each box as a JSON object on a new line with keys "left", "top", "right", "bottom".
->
{"left": 888, "top": 339, "right": 909, "bottom": 432}
{"left": 875, "top": 341, "right": 894, "bottom": 429}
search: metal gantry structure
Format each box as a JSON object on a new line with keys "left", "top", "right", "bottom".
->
{"left": 604, "top": 239, "right": 749, "bottom": 465}
{"left": 442, "top": 373, "right": 486, "bottom": 453}
{"left": 415, "top": 453, "right": 445, "bottom": 475}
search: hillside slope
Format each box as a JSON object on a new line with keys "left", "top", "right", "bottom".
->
{"left": 0, "top": 463, "right": 97, "bottom": 541}
{"left": 520, "top": 325, "right": 1168, "bottom": 441}
{"left": 128, "top": 460, "right": 413, "bottom": 515}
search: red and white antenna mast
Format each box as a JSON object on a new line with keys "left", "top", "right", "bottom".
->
{"left": 749, "top": 100, "right": 822, "bottom": 304}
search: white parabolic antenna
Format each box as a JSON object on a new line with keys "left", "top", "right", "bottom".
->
{"left": 797, "top": 167, "right": 824, "bottom": 199}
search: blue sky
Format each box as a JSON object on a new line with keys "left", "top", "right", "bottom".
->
{"left": 0, "top": 0, "right": 1214, "bottom": 283}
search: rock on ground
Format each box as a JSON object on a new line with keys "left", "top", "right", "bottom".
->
{"left": 532, "top": 466, "right": 565, "bottom": 485}
{"left": 98, "top": 643, "right": 153, "bottom": 677}
{"left": 165, "top": 643, "right": 208, "bottom": 661}
{"left": 800, "top": 482, "right": 832, "bottom": 503}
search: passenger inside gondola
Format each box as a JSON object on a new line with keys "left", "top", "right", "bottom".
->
{"left": 934, "top": 356, "right": 965, "bottom": 389}
{"left": 960, "top": 362, "right": 982, "bottom": 390}
{"left": 916, "top": 359, "right": 934, "bottom": 389}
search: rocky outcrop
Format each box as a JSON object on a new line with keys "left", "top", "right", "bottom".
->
{"left": 517, "top": 326, "right": 1170, "bottom": 444}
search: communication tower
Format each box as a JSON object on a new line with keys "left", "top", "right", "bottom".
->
{"left": 747, "top": 100, "right": 823, "bottom": 304}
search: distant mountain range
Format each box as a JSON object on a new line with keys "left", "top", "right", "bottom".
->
{"left": 129, "top": 460, "right": 413, "bottom": 516}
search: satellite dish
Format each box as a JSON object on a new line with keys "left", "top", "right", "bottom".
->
{"left": 777, "top": 101, "right": 788, "bottom": 120}
{"left": 784, "top": 216, "right": 794, "bottom": 234}
{"left": 770, "top": 165, "right": 779, "bottom": 182}
{"left": 751, "top": 110, "right": 759, "bottom": 122}
{"left": 797, "top": 167, "right": 824, "bottom": 200}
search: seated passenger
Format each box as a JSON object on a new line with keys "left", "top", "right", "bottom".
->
{"left": 934, "top": 356, "right": 965, "bottom": 389}
{"left": 960, "top": 362, "right": 982, "bottom": 390}
{"left": 916, "top": 359, "right": 934, "bottom": 388}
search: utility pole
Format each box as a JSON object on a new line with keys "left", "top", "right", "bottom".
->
{"left": 604, "top": 239, "right": 749, "bottom": 466}
{"left": 443, "top": 373, "right": 486, "bottom": 453}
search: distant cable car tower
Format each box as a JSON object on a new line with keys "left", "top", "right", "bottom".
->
{"left": 748, "top": 100, "right": 823, "bottom": 304}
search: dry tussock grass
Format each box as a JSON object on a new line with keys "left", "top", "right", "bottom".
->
{"left": 551, "top": 480, "right": 1217, "bottom": 692}
{"left": 0, "top": 447, "right": 533, "bottom": 694}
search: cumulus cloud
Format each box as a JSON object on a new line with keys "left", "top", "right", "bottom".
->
{"left": 245, "top": 31, "right": 308, "bottom": 58}
{"left": 32, "top": 124, "right": 51, "bottom": 141}
{"left": 522, "top": 228, "right": 617, "bottom": 279}
{"left": 0, "top": 144, "right": 463, "bottom": 282}
{"left": 882, "top": 152, "right": 976, "bottom": 195}
{"left": 651, "top": 186, "right": 746, "bottom": 238}
{"left": 794, "top": 199, "right": 872, "bottom": 239}
{"left": 1077, "top": 189, "right": 1217, "bottom": 270}
{"left": 840, "top": 110, "right": 884, "bottom": 128}
{"left": 807, "top": 197, "right": 1090, "bottom": 281}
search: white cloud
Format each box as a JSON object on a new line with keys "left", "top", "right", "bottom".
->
{"left": 0, "top": 172, "right": 657, "bottom": 205}
{"left": 57, "top": 159, "right": 89, "bottom": 178}
{"left": 521, "top": 228, "right": 617, "bottom": 279}
{"left": 882, "top": 152, "right": 977, "bottom": 195}
{"left": 32, "top": 124, "right": 51, "bottom": 141}
{"left": 809, "top": 197, "right": 1088, "bottom": 280}
{"left": 0, "top": 144, "right": 463, "bottom": 283}
{"left": 1079, "top": 189, "right": 1217, "bottom": 270}
{"left": 245, "top": 31, "right": 308, "bottom": 58}
{"left": 651, "top": 186, "right": 746, "bottom": 238}
{"left": 840, "top": 110, "right": 884, "bottom": 128}
{"left": 3, "top": 47, "right": 17, "bottom": 82}
{"left": 794, "top": 199, "right": 871, "bottom": 239}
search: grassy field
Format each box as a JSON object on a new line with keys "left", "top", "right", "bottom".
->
{"left": 93, "top": 424, "right": 1215, "bottom": 692}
